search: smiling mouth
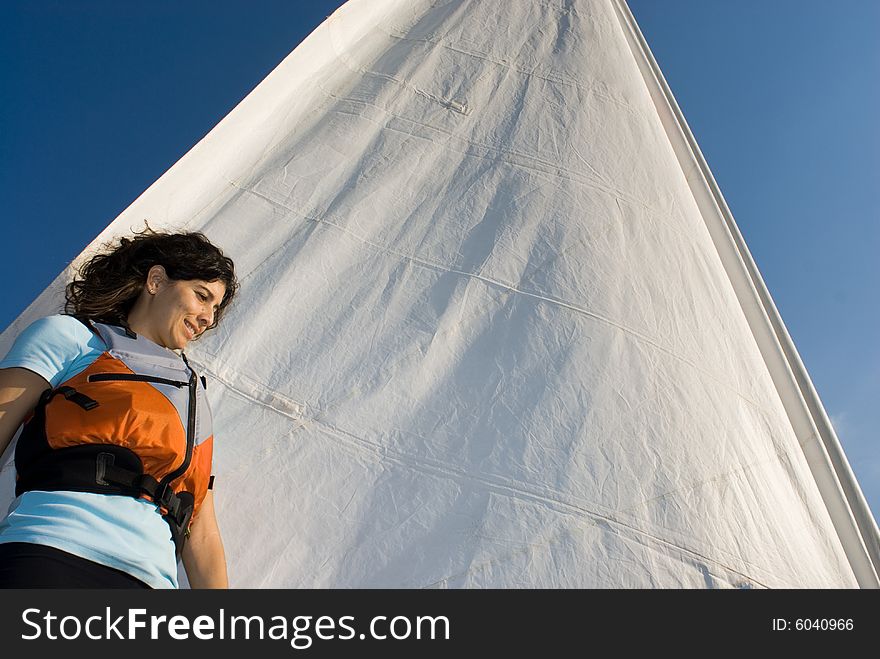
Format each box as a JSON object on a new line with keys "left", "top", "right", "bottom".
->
{"left": 183, "top": 319, "right": 197, "bottom": 339}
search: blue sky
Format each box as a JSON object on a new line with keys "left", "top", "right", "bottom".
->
{"left": 1, "top": 0, "right": 876, "bottom": 523}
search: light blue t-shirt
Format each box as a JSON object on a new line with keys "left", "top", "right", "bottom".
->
{"left": 0, "top": 315, "right": 179, "bottom": 588}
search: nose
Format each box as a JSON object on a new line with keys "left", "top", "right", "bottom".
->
{"left": 197, "top": 306, "right": 214, "bottom": 330}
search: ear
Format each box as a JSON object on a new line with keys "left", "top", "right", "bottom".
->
{"left": 146, "top": 264, "right": 168, "bottom": 294}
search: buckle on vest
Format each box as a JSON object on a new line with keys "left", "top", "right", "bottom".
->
{"left": 95, "top": 452, "right": 115, "bottom": 486}
{"left": 155, "top": 482, "right": 181, "bottom": 519}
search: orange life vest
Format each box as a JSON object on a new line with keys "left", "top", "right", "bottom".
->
{"left": 14, "top": 318, "right": 214, "bottom": 554}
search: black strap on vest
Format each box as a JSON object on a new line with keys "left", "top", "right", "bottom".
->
{"left": 15, "top": 383, "right": 195, "bottom": 556}
{"left": 91, "top": 449, "right": 195, "bottom": 553}
{"left": 55, "top": 385, "right": 100, "bottom": 410}
{"left": 16, "top": 444, "right": 195, "bottom": 556}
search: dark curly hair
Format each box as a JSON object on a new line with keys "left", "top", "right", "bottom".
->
{"left": 65, "top": 227, "right": 238, "bottom": 333}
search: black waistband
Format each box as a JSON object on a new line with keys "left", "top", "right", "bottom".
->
{"left": 15, "top": 443, "right": 194, "bottom": 556}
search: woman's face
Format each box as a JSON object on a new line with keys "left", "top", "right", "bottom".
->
{"left": 135, "top": 267, "right": 227, "bottom": 350}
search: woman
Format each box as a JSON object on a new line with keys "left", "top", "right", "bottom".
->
{"left": 0, "top": 228, "right": 238, "bottom": 588}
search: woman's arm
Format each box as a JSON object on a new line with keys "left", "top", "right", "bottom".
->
{"left": 181, "top": 489, "right": 228, "bottom": 588}
{"left": 0, "top": 367, "right": 49, "bottom": 457}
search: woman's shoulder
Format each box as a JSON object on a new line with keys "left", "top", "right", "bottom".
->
{"left": 19, "top": 314, "right": 96, "bottom": 345}
{"left": 28, "top": 313, "right": 89, "bottom": 329}
{"left": 0, "top": 314, "right": 105, "bottom": 387}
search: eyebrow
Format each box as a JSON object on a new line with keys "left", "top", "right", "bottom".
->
{"left": 196, "top": 285, "right": 220, "bottom": 304}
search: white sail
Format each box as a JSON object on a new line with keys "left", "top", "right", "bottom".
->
{"left": 1, "top": 0, "right": 877, "bottom": 588}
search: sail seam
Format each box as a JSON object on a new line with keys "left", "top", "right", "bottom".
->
{"left": 378, "top": 32, "right": 640, "bottom": 117}
{"left": 322, "top": 92, "right": 671, "bottom": 228}
{"left": 228, "top": 177, "right": 779, "bottom": 418}
{"left": 194, "top": 356, "right": 785, "bottom": 588}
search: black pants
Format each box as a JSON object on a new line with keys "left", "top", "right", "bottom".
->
{"left": 0, "top": 542, "right": 151, "bottom": 588}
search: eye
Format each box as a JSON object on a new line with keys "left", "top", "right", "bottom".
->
{"left": 197, "top": 291, "right": 208, "bottom": 302}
